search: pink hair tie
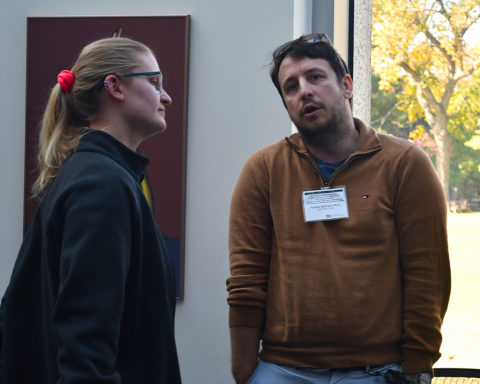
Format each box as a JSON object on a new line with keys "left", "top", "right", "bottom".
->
{"left": 57, "top": 70, "right": 75, "bottom": 93}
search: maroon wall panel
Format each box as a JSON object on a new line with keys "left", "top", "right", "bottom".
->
{"left": 25, "top": 16, "right": 190, "bottom": 298}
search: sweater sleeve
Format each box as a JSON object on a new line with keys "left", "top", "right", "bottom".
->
{"left": 394, "top": 144, "right": 451, "bottom": 375}
{"left": 49, "top": 175, "right": 133, "bottom": 383}
{"left": 226, "top": 151, "right": 273, "bottom": 328}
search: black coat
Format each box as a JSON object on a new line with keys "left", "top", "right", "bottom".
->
{"left": 0, "top": 130, "right": 182, "bottom": 384}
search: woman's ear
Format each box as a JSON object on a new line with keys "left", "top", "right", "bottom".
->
{"left": 104, "top": 75, "right": 124, "bottom": 101}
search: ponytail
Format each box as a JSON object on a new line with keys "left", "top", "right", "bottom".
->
{"left": 32, "top": 83, "right": 83, "bottom": 196}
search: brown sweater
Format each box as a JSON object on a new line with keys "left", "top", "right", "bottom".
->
{"left": 227, "top": 119, "right": 450, "bottom": 375}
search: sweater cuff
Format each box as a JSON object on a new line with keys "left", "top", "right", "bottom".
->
{"left": 229, "top": 305, "right": 265, "bottom": 327}
{"left": 402, "top": 349, "right": 435, "bottom": 376}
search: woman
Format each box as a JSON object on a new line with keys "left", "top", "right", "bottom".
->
{"left": 0, "top": 38, "right": 182, "bottom": 384}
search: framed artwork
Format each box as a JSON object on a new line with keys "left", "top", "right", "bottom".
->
{"left": 25, "top": 16, "right": 190, "bottom": 299}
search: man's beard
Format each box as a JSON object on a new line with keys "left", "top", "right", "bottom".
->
{"left": 292, "top": 96, "right": 350, "bottom": 150}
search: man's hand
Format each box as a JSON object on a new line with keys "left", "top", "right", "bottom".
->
{"left": 230, "top": 326, "right": 262, "bottom": 384}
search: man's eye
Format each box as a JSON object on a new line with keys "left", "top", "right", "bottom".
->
{"left": 286, "top": 84, "right": 297, "bottom": 92}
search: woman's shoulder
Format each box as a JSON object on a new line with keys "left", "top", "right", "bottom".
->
{"left": 47, "top": 151, "right": 143, "bottom": 207}
{"left": 64, "top": 151, "right": 138, "bottom": 185}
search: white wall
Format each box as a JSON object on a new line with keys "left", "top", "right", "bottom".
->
{"left": 0, "top": 0, "right": 293, "bottom": 383}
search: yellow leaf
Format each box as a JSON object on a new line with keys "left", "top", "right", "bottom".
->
{"left": 465, "top": 135, "right": 480, "bottom": 150}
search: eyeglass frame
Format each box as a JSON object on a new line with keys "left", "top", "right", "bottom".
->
{"left": 94, "top": 71, "right": 162, "bottom": 91}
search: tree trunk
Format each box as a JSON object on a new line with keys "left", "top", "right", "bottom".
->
{"left": 414, "top": 82, "right": 451, "bottom": 206}
{"left": 431, "top": 117, "right": 451, "bottom": 204}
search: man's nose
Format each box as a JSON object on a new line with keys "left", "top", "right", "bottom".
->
{"left": 299, "top": 80, "right": 313, "bottom": 99}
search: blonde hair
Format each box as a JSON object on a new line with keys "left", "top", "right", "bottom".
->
{"left": 33, "top": 37, "right": 154, "bottom": 196}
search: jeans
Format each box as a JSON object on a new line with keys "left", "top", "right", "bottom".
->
{"left": 246, "top": 360, "right": 403, "bottom": 384}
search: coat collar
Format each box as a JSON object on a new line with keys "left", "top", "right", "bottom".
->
{"left": 74, "top": 129, "right": 150, "bottom": 184}
{"left": 285, "top": 118, "right": 383, "bottom": 158}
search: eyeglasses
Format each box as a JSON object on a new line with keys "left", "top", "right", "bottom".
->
{"left": 273, "top": 33, "right": 333, "bottom": 61}
{"left": 94, "top": 71, "right": 162, "bottom": 91}
{"left": 367, "top": 369, "right": 410, "bottom": 384}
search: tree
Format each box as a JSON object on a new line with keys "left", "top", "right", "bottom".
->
{"left": 372, "top": 0, "right": 480, "bottom": 202}
{"left": 371, "top": 74, "right": 428, "bottom": 140}
{"left": 371, "top": 74, "right": 480, "bottom": 203}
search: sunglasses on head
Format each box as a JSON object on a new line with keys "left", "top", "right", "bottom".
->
{"left": 273, "top": 33, "right": 349, "bottom": 75}
{"left": 273, "top": 33, "right": 333, "bottom": 61}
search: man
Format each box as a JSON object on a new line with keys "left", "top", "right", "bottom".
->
{"left": 226, "top": 34, "right": 450, "bottom": 384}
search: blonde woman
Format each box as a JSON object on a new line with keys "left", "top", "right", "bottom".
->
{"left": 0, "top": 38, "right": 181, "bottom": 384}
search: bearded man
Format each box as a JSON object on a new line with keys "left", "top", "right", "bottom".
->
{"left": 226, "top": 34, "right": 451, "bottom": 384}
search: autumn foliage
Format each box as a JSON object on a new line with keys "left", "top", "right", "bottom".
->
{"left": 372, "top": 0, "right": 480, "bottom": 202}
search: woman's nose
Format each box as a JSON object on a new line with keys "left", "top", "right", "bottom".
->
{"left": 160, "top": 89, "right": 172, "bottom": 105}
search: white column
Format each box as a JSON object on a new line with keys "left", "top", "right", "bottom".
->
{"left": 292, "top": 0, "right": 313, "bottom": 133}
{"left": 352, "top": 0, "right": 372, "bottom": 125}
{"left": 293, "top": 0, "right": 313, "bottom": 38}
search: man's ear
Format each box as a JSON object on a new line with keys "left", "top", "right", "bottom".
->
{"left": 104, "top": 75, "right": 124, "bottom": 101}
{"left": 342, "top": 74, "right": 353, "bottom": 100}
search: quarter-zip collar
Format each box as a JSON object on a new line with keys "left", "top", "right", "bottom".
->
{"left": 285, "top": 118, "right": 382, "bottom": 158}
{"left": 74, "top": 129, "right": 150, "bottom": 184}
{"left": 285, "top": 118, "right": 383, "bottom": 186}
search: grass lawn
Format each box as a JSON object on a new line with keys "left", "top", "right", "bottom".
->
{"left": 434, "top": 212, "right": 480, "bottom": 369}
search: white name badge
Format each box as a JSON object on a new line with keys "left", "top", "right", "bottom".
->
{"left": 302, "top": 186, "right": 349, "bottom": 222}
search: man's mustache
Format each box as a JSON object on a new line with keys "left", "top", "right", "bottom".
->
{"left": 300, "top": 100, "right": 326, "bottom": 117}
